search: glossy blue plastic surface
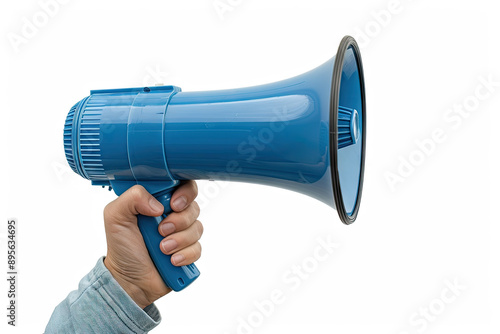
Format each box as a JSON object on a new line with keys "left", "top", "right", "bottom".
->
{"left": 164, "top": 59, "right": 336, "bottom": 208}
{"left": 64, "top": 36, "right": 365, "bottom": 291}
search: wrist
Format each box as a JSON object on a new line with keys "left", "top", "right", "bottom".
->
{"left": 104, "top": 257, "right": 152, "bottom": 309}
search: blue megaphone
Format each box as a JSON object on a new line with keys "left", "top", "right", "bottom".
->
{"left": 64, "top": 36, "right": 366, "bottom": 292}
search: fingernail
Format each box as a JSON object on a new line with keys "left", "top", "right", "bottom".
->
{"left": 172, "top": 196, "right": 187, "bottom": 211}
{"left": 160, "top": 223, "right": 175, "bottom": 236}
{"left": 171, "top": 254, "right": 185, "bottom": 265}
{"left": 149, "top": 198, "right": 164, "bottom": 213}
{"left": 161, "top": 239, "right": 177, "bottom": 253}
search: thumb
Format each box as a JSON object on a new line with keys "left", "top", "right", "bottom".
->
{"left": 104, "top": 185, "right": 164, "bottom": 225}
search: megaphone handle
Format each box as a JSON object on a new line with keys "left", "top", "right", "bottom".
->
{"left": 137, "top": 188, "right": 200, "bottom": 292}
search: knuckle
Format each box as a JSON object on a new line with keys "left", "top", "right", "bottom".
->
{"left": 178, "top": 213, "right": 191, "bottom": 230}
{"left": 194, "top": 243, "right": 202, "bottom": 261}
{"left": 196, "top": 220, "right": 204, "bottom": 239}
{"left": 103, "top": 203, "right": 112, "bottom": 220}
{"left": 189, "top": 245, "right": 198, "bottom": 261}
{"left": 192, "top": 201, "right": 201, "bottom": 217}
{"left": 129, "top": 185, "right": 146, "bottom": 199}
{"left": 190, "top": 180, "right": 199, "bottom": 197}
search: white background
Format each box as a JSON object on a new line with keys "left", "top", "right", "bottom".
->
{"left": 1, "top": 0, "right": 499, "bottom": 333}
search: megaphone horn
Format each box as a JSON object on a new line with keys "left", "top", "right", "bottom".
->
{"left": 64, "top": 35, "right": 366, "bottom": 291}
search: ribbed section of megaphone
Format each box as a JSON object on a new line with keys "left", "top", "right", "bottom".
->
{"left": 338, "top": 106, "right": 359, "bottom": 149}
{"left": 63, "top": 95, "right": 108, "bottom": 181}
{"left": 77, "top": 98, "right": 107, "bottom": 181}
{"left": 63, "top": 102, "right": 79, "bottom": 175}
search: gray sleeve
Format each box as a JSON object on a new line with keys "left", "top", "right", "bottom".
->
{"left": 45, "top": 257, "right": 161, "bottom": 334}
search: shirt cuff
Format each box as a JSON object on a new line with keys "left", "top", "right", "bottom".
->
{"left": 90, "top": 257, "right": 162, "bottom": 332}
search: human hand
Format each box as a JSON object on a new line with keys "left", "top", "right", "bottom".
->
{"left": 103, "top": 181, "right": 202, "bottom": 309}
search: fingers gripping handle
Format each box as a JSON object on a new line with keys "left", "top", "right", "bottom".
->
{"left": 137, "top": 189, "right": 200, "bottom": 291}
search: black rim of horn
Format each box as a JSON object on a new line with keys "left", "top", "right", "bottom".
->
{"left": 329, "top": 35, "right": 367, "bottom": 225}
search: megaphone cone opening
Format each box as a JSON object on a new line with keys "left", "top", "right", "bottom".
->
{"left": 330, "top": 36, "right": 366, "bottom": 225}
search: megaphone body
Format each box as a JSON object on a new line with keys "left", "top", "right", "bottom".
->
{"left": 64, "top": 36, "right": 366, "bottom": 291}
